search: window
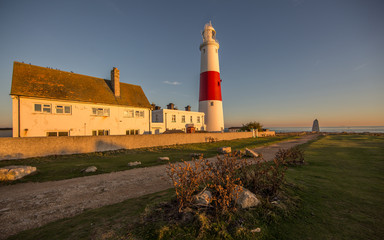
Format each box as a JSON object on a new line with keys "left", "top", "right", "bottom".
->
{"left": 135, "top": 111, "right": 140, "bottom": 118}
{"left": 43, "top": 104, "right": 51, "bottom": 113}
{"left": 47, "top": 132, "right": 57, "bottom": 137}
{"left": 34, "top": 104, "right": 51, "bottom": 113}
{"left": 56, "top": 105, "right": 72, "bottom": 114}
{"left": 210, "top": 102, "right": 214, "bottom": 106}
{"left": 56, "top": 106, "right": 64, "bottom": 114}
{"left": 34, "top": 104, "right": 42, "bottom": 112}
{"left": 47, "top": 131, "right": 69, "bottom": 137}
{"left": 190, "top": 116, "right": 193, "bottom": 123}
{"left": 181, "top": 115, "right": 185, "bottom": 123}
{"left": 197, "top": 116, "right": 200, "bottom": 123}
{"left": 64, "top": 106, "right": 71, "bottom": 114}
{"left": 123, "top": 109, "right": 134, "bottom": 118}
{"left": 126, "top": 129, "right": 139, "bottom": 135}
{"left": 92, "top": 107, "right": 110, "bottom": 116}
{"left": 94, "top": 130, "right": 109, "bottom": 136}
{"left": 172, "top": 115, "right": 176, "bottom": 122}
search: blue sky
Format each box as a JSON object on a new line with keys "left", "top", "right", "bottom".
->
{"left": 0, "top": 0, "right": 383, "bottom": 128}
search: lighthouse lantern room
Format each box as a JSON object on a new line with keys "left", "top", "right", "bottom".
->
{"left": 199, "top": 22, "right": 224, "bottom": 132}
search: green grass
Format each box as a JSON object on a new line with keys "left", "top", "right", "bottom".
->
{"left": 0, "top": 135, "right": 295, "bottom": 184}
{"left": 264, "top": 134, "right": 384, "bottom": 239}
{"left": 8, "top": 134, "right": 383, "bottom": 240}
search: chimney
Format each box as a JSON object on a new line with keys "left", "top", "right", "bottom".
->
{"left": 111, "top": 67, "right": 120, "bottom": 97}
{"left": 155, "top": 106, "right": 161, "bottom": 110}
{"left": 185, "top": 105, "right": 191, "bottom": 111}
{"left": 167, "top": 103, "right": 174, "bottom": 110}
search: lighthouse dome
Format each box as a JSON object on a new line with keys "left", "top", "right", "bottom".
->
{"left": 202, "top": 21, "right": 217, "bottom": 43}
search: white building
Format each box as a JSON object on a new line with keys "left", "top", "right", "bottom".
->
{"left": 151, "top": 104, "right": 206, "bottom": 134}
{"left": 11, "top": 62, "right": 152, "bottom": 137}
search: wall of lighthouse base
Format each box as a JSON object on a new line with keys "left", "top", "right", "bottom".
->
{"left": 199, "top": 100, "right": 224, "bottom": 132}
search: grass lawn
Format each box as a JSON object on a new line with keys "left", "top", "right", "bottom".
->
{"left": 7, "top": 134, "right": 383, "bottom": 239}
{"left": 0, "top": 135, "right": 295, "bottom": 184}
{"left": 265, "top": 134, "right": 384, "bottom": 239}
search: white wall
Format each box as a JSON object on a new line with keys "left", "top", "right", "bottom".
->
{"left": 199, "top": 100, "right": 224, "bottom": 132}
{"left": 12, "top": 96, "right": 151, "bottom": 137}
{"left": 151, "top": 109, "right": 206, "bottom": 133}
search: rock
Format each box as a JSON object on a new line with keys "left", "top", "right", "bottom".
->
{"left": 234, "top": 186, "right": 260, "bottom": 208}
{"left": 83, "top": 166, "right": 97, "bottom": 173}
{"left": 128, "top": 161, "right": 141, "bottom": 166}
{"left": 218, "top": 146, "right": 231, "bottom": 154}
{"left": 158, "top": 157, "right": 170, "bottom": 161}
{"left": 0, "top": 165, "right": 37, "bottom": 181}
{"left": 251, "top": 228, "right": 261, "bottom": 233}
{"left": 193, "top": 189, "right": 212, "bottom": 206}
{"left": 245, "top": 148, "right": 259, "bottom": 158}
{"left": 190, "top": 153, "right": 204, "bottom": 159}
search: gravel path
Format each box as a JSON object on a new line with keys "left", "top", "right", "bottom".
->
{"left": 0, "top": 134, "right": 318, "bottom": 239}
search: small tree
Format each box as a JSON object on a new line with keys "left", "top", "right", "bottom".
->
{"left": 240, "top": 121, "right": 263, "bottom": 132}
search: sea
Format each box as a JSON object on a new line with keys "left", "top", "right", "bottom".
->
{"left": 268, "top": 126, "right": 384, "bottom": 133}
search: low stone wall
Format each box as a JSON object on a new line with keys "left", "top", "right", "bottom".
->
{"left": 0, "top": 132, "right": 253, "bottom": 161}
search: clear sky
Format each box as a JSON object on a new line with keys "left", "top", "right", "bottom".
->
{"left": 0, "top": 0, "right": 383, "bottom": 128}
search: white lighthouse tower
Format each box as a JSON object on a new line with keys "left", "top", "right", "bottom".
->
{"left": 199, "top": 22, "right": 224, "bottom": 132}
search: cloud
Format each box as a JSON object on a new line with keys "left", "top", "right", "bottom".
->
{"left": 163, "top": 81, "right": 181, "bottom": 85}
{"left": 354, "top": 63, "right": 368, "bottom": 71}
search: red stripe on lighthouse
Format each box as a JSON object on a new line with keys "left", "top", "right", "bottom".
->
{"left": 199, "top": 71, "right": 222, "bottom": 101}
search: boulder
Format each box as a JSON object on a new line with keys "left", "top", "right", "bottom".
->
{"left": 83, "top": 166, "right": 97, "bottom": 173}
{"left": 234, "top": 186, "right": 260, "bottom": 209}
{"left": 0, "top": 165, "right": 37, "bottom": 181}
{"left": 251, "top": 228, "right": 261, "bottom": 233}
{"left": 190, "top": 153, "right": 204, "bottom": 159}
{"left": 218, "top": 147, "right": 232, "bottom": 154}
{"left": 245, "top": 148, "right": 259, "bottom": 158}
{"left": 128, "top": 161, "right": 141, "bottom": 167}
{"left": 158, "top": 157, "right": 170, "bottom": 161}
{"left": 193, "top": 189, "right": 212, "bottom": 206}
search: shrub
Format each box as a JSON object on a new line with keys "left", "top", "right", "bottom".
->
{"left": 167, "top": 153, "right": 250, "bottom": 214}
{"left": 275, "top": 146, "right": 305, "bottom": 165}
{"left": 205, "top": 153, "right": 250, "bottom": 214}
{"left": 167, "top": 158, "right": 209, "bottom": 212}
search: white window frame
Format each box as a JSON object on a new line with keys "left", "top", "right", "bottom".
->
{"left": 55, "top": 105, "right": 72, "bottom": 114}
{"left": 181, "top": 115, "right": 185, "bottom": 123}
{"left": 172, "top": 115, "right": 176, "bottom": 122}
{"left": 92, "top": 107, "right": 110, "bottom": 117}
{"left": 123, "top": 109, "right": 134, "bottom": 118}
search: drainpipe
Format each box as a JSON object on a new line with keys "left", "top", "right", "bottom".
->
{"left": 165, "top": 112, "right": 167, "bottom": 130}
{"left": 149, "top": 109, "right": 151, "bottom": 134}
{"left": 17, "top": 96, "right": 20, "bottom": 137}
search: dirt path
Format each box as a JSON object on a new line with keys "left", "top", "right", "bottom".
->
{"left": 0, "top": 134, "right": 318, "bottom": 239}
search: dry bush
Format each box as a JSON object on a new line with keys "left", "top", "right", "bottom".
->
{"left": 275, "top": 146, "right": 305, "bottom": 165}
{"left": 205, "top": 153, "right": 250, "bottom": 214}
{"left": 167, "top": 158, "right": 209, "bottom": 212}
{"left": 167, "top": 153, "right": 250, "bottom": 213}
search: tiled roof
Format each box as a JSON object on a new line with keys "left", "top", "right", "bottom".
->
{"left": 10, "top": 62, "right": 151, "bottom": 108}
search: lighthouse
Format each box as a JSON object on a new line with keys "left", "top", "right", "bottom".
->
{"left": 199, "top": 22, "right": 224, "bottom": 132}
